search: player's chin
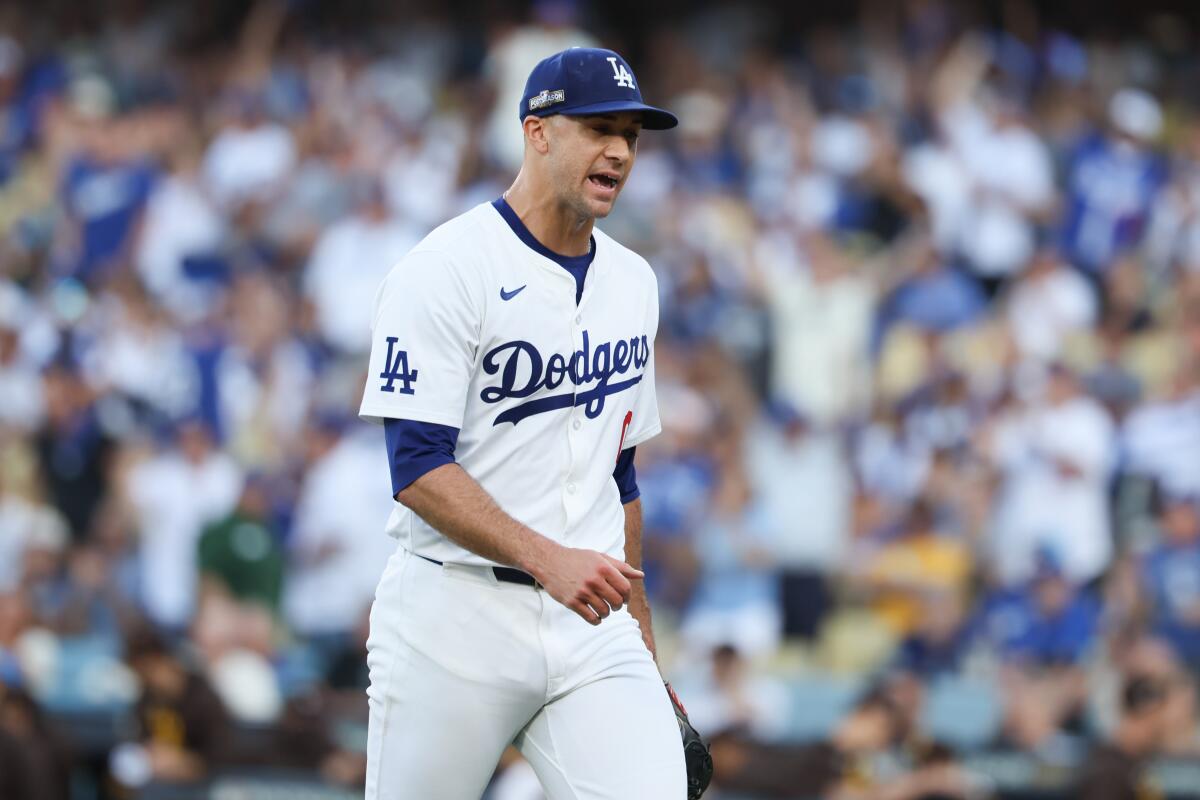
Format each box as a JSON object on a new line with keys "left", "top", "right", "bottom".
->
{"left": 582, "top": 185, "right": 621, "bottom": 217}
{"left": 588, "top": 199, "right": 616, "bottom": 218}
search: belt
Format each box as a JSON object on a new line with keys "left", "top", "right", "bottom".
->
{"left": 415, "top": 553, "right": 540, "bottom": 588}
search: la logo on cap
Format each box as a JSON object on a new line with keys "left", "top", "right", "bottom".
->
{"left": 606, "top": 57, "right": 635, "bottom": 89}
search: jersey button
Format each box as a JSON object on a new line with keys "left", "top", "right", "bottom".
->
{"left": 566, "top": 482, "right": 577, "bottom": 494}
{"left": 574, "top": 314, "right": 582, "bottom": 324}
{"left": 572, "top": 419, "right": 581, "bottom": 430}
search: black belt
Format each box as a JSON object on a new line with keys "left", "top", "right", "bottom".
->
{"left": 415, "top": 553, "right": 539, "bottom": 588}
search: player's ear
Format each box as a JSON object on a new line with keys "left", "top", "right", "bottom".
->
{"left": 524, "top": 116, "right": 551, "bottom": 155}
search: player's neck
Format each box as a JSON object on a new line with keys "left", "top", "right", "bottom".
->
{"left": 502, "top": 180, "right": 594, "bottom": 257}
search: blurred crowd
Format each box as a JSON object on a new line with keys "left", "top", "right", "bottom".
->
{"left": 4, "top": 0, "right": 1200, "bottom": 797}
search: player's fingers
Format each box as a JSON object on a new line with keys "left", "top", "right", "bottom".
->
{"left": 606, "top": 556, "right": 644, "bottom": 581}
{"left": 570, "top": 599, "right": 602, "bottom": 626}
{"left": 598, "top": 563, "right": 633, "bottom": 604}
{"left": 593, "top": 579, "right": 625, "bottom": 611}
{"left": 585, "top": 592, "right": 614, "bottom": 623}
{"left": 578, "top": 585, "right": 619, "bottom": 623}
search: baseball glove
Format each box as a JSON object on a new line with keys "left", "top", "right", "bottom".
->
{"left": 665, "top": 682, "right": 713, "bottom": 799}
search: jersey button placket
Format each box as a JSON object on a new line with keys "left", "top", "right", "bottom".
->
{"left": 569, "top": 312, "right": 583, "bottom": 433}
{"left": 561, "top": 303, "right": 584, "bottom": 533}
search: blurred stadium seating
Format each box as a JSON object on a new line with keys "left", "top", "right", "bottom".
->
{"left": 4, "top": 0, "right": 1200, "bottom": 798}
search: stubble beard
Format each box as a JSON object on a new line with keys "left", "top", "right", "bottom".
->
{"left": 557, "top": 176, "right": 609, "bottom": 225}
{"left": 547, "top": 152, "right": 612, "bottom": 224}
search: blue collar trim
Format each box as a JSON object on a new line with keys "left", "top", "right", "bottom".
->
{"left": 492, "top": 197, "right": 596, "bottom": 271}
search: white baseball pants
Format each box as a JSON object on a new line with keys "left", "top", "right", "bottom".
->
{"left": 364, "top": 547, "right": 687, "bottom": 800}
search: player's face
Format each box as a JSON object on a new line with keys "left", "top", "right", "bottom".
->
{"left": 549, "top": 112, "right": 642, "bottom": 219}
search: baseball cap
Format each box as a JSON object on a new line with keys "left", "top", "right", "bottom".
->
{"left": 1109, "top": 88, "right": 1162, "bottom": 142}
{"left": 520, "top": 47, "right": 678, "bottom": 130}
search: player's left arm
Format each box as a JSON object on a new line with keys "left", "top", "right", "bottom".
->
{"left": 623, "top": 495, "right": 657, "bottom": 661}
{"left": 621, "top": 262, "right": 662, "bottom": 660}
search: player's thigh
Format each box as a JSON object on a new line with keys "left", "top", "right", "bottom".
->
{"left": 515, "top": 667, "right": 687, "bottom": 800}
{"left": 365, "top": 638, "right": 518, "bottom": 799}
{"left": 364, "top": 551, "right": 542, "bottom": 800}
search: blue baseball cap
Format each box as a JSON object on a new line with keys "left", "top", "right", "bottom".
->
{"left": 520, "top": 47, "right": 678, "bottom": 130}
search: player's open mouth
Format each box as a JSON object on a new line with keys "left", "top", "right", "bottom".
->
{"left": 588, "top": 174, "right": 619, "bottom": 191}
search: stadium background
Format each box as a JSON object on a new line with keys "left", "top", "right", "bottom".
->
{"left": 4, "top": 0, "right": 1200, "bottom": 797}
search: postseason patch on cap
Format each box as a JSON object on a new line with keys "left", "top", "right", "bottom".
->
{"left": 528, "top": 89, "right": 566, "bottom": 112}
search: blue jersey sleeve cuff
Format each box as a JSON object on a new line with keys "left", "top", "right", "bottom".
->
{"left": 384, "top": 418, "right": 460, "bottom": 497}
{"left": 613, "top": 446, "right": 639, "bottom": 504}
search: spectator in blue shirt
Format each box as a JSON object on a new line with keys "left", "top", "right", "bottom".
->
{"left": 57, "top": 110, "right": 157, "bottom": 283}
{"left": 976, "top": 550, "right": 1100, "bottom": 666}
{"left": 638, "top": 415, "right": 718, "bottom": 610}
{"left": 893, "top": 590, "right": 971, "bottom": 679}
{"left": 0, "top": 37, "right": 28, "bottom": 187}
{"left": 975, "top": 549, "right": 1100, "bottom": 750}
{"left": 680, "top": 453, "right": 781, "bottom": 658}
{"left": 1061, "top": 89, "right": 1168, "bottom": 276}
{"left": 1140, "top": 491, "right": 1200, "bottom": 667}
{"left": 0, "top": 43, "right": 66, "bottom": 187}
{"left": 874, "top": 228, "right": 988, "bottom": 352}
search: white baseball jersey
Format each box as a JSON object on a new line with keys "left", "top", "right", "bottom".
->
{"left": 358, "top": 201, "right": 661, "bottom": 566}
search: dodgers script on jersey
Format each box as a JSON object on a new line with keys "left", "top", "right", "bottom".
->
{"left": 358, "top": 201, "right": 662, "bottom": 566}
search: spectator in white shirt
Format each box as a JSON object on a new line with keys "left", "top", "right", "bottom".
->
{"left": 122, "top": 419, "right": 242, "bottom": 630}
{"left": 201, "top": 92, "right": 297, "bottom": 208}
{"left": 303, "top": 179, "right": 422, "bottom": 355}
{"left": 135, "top": 139, "right": 225, "bottom": 320}
{"left": 669, "top": 643, "right": 791, "bottom": 740}
{"left": 906, "top": 93, "right": 1054, "bottom": 281}
{"left": 985, "top": 365, "right": 1116, "bottom": 586}
{"left": 746, "top": 404, "right": 852, "bottom": 640}
{"left": 481, "top": 0, "right": 597, "bottom": 173}
{"left": 759, "top": 234, "right": 875, "bottom": 426}
{"left": 283, "top": 417, "right": 395, "bottom": 648}
{"left": 0, "top": 309, "right": 44, "bottom": 434}
{"left": 1123, "top": 367, "right": 1200, "bottom": 498}
{"left": 80, "top": 281, "right": 198, "bottom": 421}
{"left": 216, "top": 272, "right": 315, "bottom": 468}
{"left": 1006, "top": 245, "right": 1098, "bottom": 363}
{"left": 942, "top": 93, "right": 1055, "bottom": 280}
{"left": 0, "top": 478, "right": 67, "bottom": 594}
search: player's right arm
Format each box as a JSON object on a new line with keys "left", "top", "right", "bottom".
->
{"left": 396, "top": 463, "right": 642, "bottom": 625}
{"left": 359, "top": 249, "right": 640, "bottom": 625}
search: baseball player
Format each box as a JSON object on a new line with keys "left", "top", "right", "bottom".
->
{"left": 358, "top": 47, "right": 709, "bottom": 799}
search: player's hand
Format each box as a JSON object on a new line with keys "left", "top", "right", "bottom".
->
{"left": 535, "top": 544, "right": 643, "bottom": 625}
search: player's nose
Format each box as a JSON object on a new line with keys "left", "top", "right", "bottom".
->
{"left": 603, "top": 136, "right": 632, "bottom": 165}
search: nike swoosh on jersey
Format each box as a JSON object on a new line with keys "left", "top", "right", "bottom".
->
{"left": 500, "top": 285, "right": 527, "bottom": 301}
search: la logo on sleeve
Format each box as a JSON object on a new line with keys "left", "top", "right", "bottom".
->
{"left": 379, "top": 337, "right": 419, "bottom": 395}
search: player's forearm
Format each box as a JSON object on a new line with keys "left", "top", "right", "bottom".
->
{"left": 396, "top": 463, "right": 560, "bottom": 574}
{"left": 623, "top": 498, "right": 657, "bottom": 661}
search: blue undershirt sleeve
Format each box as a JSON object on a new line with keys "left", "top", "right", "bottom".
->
{"left": 384, "top": 418, "right": 460, "bottom": 498}
{"left": 613, "top": 446, "right": 640, "bottom": 504}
